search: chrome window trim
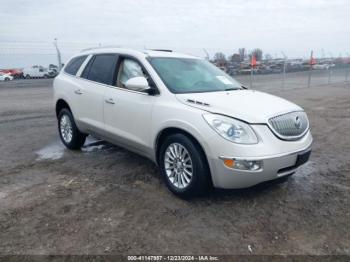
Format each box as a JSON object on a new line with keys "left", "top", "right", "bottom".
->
{"left": 76, "top": 54, "right": 93, "bottom": 77}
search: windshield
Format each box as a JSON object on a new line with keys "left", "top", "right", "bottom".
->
{"left": 148, "top": 57, "right": 242, "bottom": 94}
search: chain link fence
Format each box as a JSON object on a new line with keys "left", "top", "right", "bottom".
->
{"left": 0, "top": 41, "right": 349, "bottom": 91}
{"left": 235, "top": 66, "right": 350, "bottom": 91}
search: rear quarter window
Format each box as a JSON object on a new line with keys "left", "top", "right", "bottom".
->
{"left": 64, "top": 55, "right": 88, "bottom": 76}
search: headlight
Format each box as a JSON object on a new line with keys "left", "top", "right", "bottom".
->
{"left": 203, "top": 114, "right": 258, "bottom": 144}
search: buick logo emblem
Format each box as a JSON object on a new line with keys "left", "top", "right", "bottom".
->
{"left": 294, "top": 116, "right": 302, "bottom": 129}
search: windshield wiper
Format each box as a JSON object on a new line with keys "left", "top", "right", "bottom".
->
{"left": 224, "top": 87, "right": 240, "bottom": 91}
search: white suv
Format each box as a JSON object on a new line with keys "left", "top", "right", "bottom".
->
{"left": 54, "top": 48, "right": 312, "bottom": 197}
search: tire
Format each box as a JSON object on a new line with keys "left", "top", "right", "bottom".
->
{"left": 58, "top": 108, "right": 86, "bottom": 150}
{"left": 25, "top": 74, "right": 31, "bottom": 79}
{"left": 159, "top": 133, "right": 211, "bottom": 198}
{"left": 4, "top": 77, "right": 10, "bottom": 81}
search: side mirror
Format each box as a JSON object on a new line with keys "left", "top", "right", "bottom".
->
{"left": 124, "top": 76, "right": 151, "bottom": 92}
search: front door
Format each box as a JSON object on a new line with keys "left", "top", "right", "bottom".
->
{"left": 103, "top": 57, "right": 156, "bottom": 154}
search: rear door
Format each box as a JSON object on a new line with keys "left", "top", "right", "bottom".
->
{"left": 59, "top": 55, "right": 88, "bottom": 122}
{"left": 74, "top": 54, "right": 118, "bottom": 132}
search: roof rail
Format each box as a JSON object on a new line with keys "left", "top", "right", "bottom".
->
{"left": 80, "top": 46, "right": 174, "bottom": 53}
{"left": 80, "top": 45, "right": 123, "bottom": 52}
{"left": 149, "top": 49, "right": 173, "bottom": 52}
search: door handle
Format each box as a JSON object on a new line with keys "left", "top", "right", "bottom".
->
{"left": 74, "top": 89, "right": 83, "bottom": 95}
{"left": 105, "top": 98, "right": 115, "bottom": 104}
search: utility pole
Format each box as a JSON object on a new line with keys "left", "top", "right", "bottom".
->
{"left": 53, "top": 38, "right": 62, "bottom": 71}
{"left": 250, "top": 54, "right": 256, "bottom": 89}
{"left": 281, "top": 51, "right": 287, "bottom": 89}
{"left": 327, "top": 52, "right": 333, "bottom": 85}
{"left": 250, "top": 66, "right": 253, "bottom": 89}
{"left": 203, "top": 49, "right": 210, "bottom": 61}
{"left": 307, "top": 50, "right": 314, "bottom": 88}
{"left": 346, "top": 53, "right": 350, "bottom": 82}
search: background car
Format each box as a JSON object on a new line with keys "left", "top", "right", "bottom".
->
{"left": 0, "top": 69, "right": 23, "bottom": 79}
{"left": 0, "top": 73, "right": 14, "bottom": 81}
{"left": 313, "top": 64, "right": 330, "bottom": 70}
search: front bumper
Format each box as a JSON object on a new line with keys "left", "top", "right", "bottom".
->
{"left": 209, "top": 145, "right": 312, "bottom": 189}
{"left": 199, "top": 121, "right": 313, "bottom": 189}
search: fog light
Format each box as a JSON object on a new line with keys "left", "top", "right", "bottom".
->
{"left": 234, "top": 160, "right": 262, "bottom": 171}
{"left": 221, "top": 158, "right": 262, "bottom": 171}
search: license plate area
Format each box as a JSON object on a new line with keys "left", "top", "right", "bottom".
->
{"left": 295, "top": 150, "right": 311, "bottom": 167}
{"left": 277, "top": 150, "right": 311, "bottom": 175}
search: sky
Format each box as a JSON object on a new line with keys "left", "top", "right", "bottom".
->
{"left": 0, "top": 0, "right": 349, "bottom": 67}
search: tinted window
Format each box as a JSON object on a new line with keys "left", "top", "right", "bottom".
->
{"left": 64, "top": 55, "right": 87, "bottom": 75}
{"left": 82, "top": 54, "right": 118, "bottom": 85}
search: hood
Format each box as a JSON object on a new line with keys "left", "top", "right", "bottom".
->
{"left": 176, "top": 89, "right": 302, "bottom": 123}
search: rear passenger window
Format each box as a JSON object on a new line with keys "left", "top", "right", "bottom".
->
{"left": 81, "top": 54, "right": 118, "bottom": 85}
{"left": 64, "top": 55, "right": 87, "bottom": 75}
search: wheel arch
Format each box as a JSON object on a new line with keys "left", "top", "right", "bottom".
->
{"left": 154, "top": 127, "right": 213, "bottom": 185}
{"left": 55, "top": 99, "right": 71, "bottom": 118}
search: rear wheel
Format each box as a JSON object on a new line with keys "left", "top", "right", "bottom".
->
{"left": 25, "top": 74, "right": 31, "bottom": 79}
{"left": 159, "top": 133, "right": 211, "bottom": 198}
{"left": 58, "top": 108, "right": 86, "bottom": 150}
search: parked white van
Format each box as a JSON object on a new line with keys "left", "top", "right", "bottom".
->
{"left": 23, "top": 66, "right": 49, "bottom": 79}
{"left": 54, "top": 48, "right": 312, "bottom": 197}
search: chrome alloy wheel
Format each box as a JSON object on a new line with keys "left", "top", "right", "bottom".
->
{"left": 164, "top": 143, "right": 193, "bottom": 189}
{"left": 60, "top": 114, "right": 73, "bottom": 143}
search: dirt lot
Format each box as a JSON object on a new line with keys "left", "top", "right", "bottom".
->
{"left": 0, "top": 78, "right": 349, "bottom": 255}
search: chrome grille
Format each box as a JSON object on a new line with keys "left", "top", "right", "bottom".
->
{"left": 268, "top": 111, "right": 309, "bottom": 140}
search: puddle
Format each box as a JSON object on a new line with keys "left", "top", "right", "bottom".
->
{"left": 0, "top": 192, "right": 7, "bottom": 199}
{"left": 36, "top": 137, "right": 111, "bottom": 161}
{"left": 36, "top": 141, "right": 66, "bottom": 161}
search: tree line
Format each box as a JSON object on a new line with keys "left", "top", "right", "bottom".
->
{"left": 213, "top": 48, "right": 266, "bottom": 66}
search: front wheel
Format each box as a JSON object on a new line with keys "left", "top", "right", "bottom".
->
{"left": 159, "top": 133, "right": 211, "bottom": 198}
{"left": 58, "top": 108, "right": 86, "bottom": 150}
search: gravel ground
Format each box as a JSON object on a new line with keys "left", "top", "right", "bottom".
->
{"left": 0, "top": 78, "right": 349, "bottom": 255}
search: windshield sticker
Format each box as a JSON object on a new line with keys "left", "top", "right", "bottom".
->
{"left": 216, "top": 76, "right": 232, "bottom": 85}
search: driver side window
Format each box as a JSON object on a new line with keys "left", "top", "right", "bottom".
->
{"left": 117, "top": 58, "right": 147, "bottom": 91}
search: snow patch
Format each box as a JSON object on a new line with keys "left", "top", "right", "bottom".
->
{"left": 36, "top": 142, "right": 65, "bottom": 161}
